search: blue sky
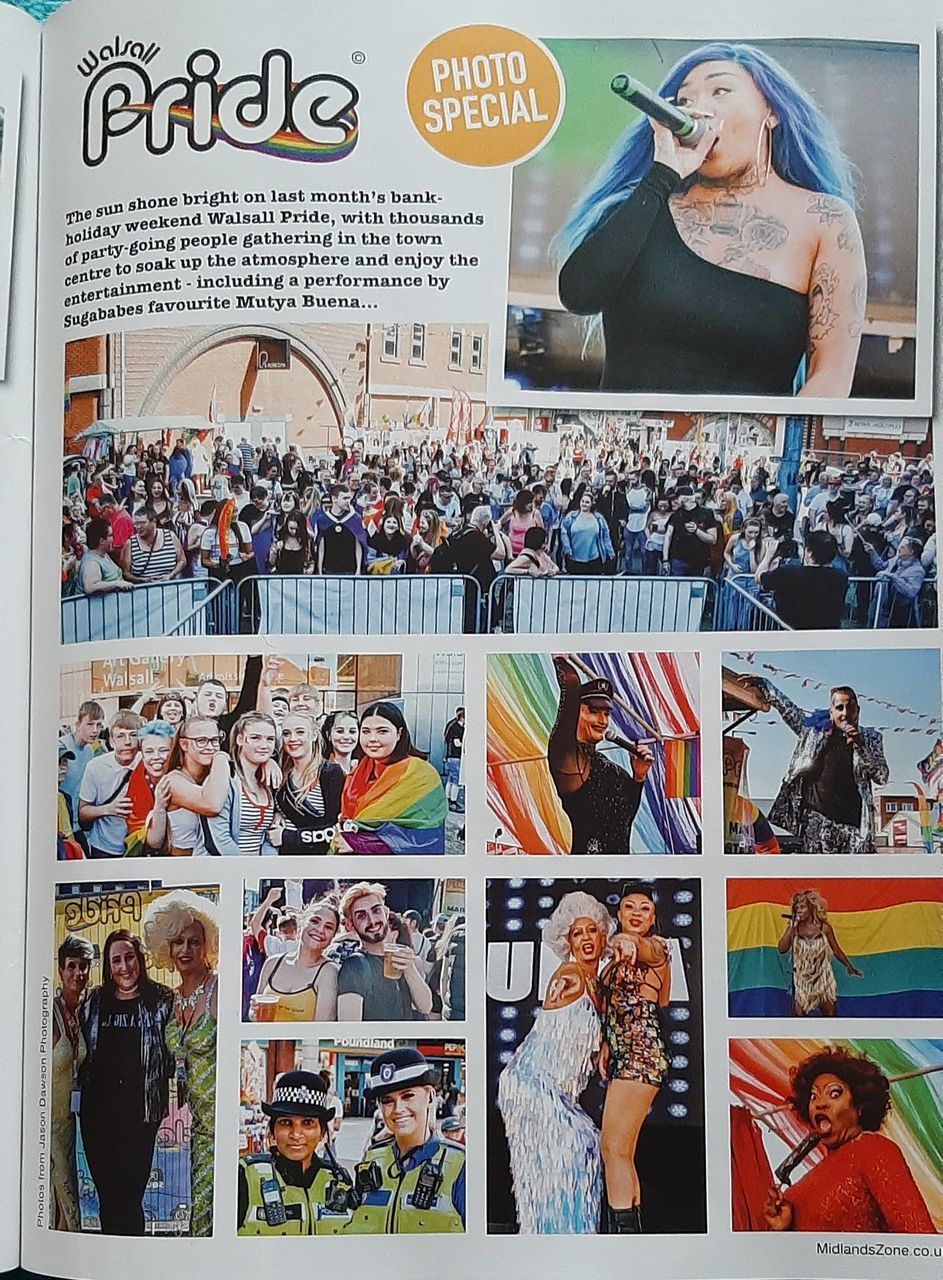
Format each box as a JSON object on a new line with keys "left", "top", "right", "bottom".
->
{"left": 725, "top": 649, "right": 942, "bottom": 800}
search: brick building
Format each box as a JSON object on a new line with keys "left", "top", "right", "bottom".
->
{"left": 63, "top": 321, "right": 489, "bottom": 454}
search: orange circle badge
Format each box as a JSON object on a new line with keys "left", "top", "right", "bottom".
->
{"left": 406, "top": 25, "right": 564, "bottom": 167}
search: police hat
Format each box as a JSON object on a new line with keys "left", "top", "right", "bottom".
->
{"left": 580, "top": 677, "right": 614, "bottom": 705}
{"left": 261, "top": 1070, "right": 334, "bottom": 1122}
{"left": 365, "top": 1048, "right": 439, "bottom": 1101}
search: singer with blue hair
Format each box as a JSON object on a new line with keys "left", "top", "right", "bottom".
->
{"left": 555, "top": 43, "right": 867, "bottom": 398}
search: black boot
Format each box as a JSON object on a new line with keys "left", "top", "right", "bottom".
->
{"left": 607, "top": 1204, "right": 642, "bottom": 1233}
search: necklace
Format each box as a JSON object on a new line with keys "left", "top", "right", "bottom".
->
{"left": 175, "top": 973, "right": 210, "bottom": 1017}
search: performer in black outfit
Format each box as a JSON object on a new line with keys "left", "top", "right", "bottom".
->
{"left": 547, "top": 656, "right": 653, "bottom": 854}
{"left": 556, "top": 45, "right": 866, "bottom": 398}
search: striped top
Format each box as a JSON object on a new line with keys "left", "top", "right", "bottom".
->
{"left": 128, "top": 531, "right": 179, "bottom": 582}
{"left": 237, "top": 783, "right": 274, "bottom": 856}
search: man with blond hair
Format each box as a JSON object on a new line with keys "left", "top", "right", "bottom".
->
{"left": 336, "top": 882, "right": 432, "bottom": 1021}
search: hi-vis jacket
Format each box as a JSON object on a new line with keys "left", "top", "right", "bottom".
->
{"left": 345, "top": 1137, "right": 465, "bottom": 1234}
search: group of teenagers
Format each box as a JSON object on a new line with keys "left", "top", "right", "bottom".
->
{"left": 52, "top": 890, "right": 218, "bottom": 1236}
{"left": 58, "top": 655, "right": 453, "bottom": 860}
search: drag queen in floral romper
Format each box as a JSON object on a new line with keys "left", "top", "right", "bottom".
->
{"left": 599, "top": 885, "right": 671, "bottom": 1232}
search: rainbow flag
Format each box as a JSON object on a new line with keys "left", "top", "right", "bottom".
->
{"left": 664, "top": 737, "right": 699, "bottom": 799}
{"left": 726, "top": 879, "right": 943, "bottom": 1018}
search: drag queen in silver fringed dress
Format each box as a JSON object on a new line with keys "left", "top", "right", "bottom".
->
{"left": 497, "top": 892, "right": 614, "bottom": 1233}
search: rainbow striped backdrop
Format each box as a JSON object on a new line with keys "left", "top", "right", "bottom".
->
{"left": 727, "top": 879, "right": 943, "bottom": 1017}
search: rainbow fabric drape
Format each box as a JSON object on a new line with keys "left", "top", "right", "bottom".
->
{"left": 729, "top": 1038, "right": 943, "bottom": 1231}
{"left": 486, "top": 652, "right": 700, "bottom": 854}
{"left": 727, "top": 879, "right": 943, "bottom": 1017}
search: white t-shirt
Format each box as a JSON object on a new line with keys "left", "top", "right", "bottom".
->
{"left": 625, "top": 486, "right": 652, "bottom": 533}
{"left": 78, "top": 751, "right": 135, "bottom": 855}
{"left": 200, "top": 520, "right": 250, "bottom": 567}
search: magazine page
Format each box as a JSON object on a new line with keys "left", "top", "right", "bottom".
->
{"left": 0, "top": 2, "right": 41, "bottom": 1269}
{"left": 22, "top": 0, "right": 942, "bottom": 1276}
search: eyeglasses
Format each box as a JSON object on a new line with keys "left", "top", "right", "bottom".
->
{"left": 180, "top": 735, "right": 221, "bottom": 748}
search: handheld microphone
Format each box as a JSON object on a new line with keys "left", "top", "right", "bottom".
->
{"left": 604, "top": 728, "right": 642, "bottom": 758}
{"left": 610, "top": 74, "right": 707, "bottom": 147}
{"left": 774, "top": 1131, "right": 821, "bottom": 1186}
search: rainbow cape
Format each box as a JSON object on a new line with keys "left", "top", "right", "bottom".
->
{"left": 340, "top": 756, "right": 446, "bottom": 854}
{"left": 727, "top": 879, "right": 943, "bottom": 1017}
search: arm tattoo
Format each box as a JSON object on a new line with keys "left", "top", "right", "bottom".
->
{"left": 807, "top": 194, "right": 847, "bottom": 226}
{"left": 848, "top": 272, "right": 867, "bottom": 338}
{"left": 808, "top": 261, "right": 840, "bottom": 361}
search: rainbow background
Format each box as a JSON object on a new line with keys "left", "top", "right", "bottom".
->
{"left": 486, "top": 651, "right": 700, "bottom": 854}
{"left": 727, "top": 878, "right": 943, "bottom": 1018}
{"left": 730, "top": 1038, "right": 943, "bottom": 1232}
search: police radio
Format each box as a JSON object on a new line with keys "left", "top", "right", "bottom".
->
{"left": 259, "top": 1173, "right": 288, "bottom": 1226}
{"left": 410, "top": 1150, "right": 446, "bottom": 1210}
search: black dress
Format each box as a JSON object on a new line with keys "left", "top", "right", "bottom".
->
{"left": 560, "top": 751, "right": 643, "bottom": 854}
{"left": 558, "top": 163, "right": 809, "bottom": 395}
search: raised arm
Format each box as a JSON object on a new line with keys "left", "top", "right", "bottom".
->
{"left": 799, "top": 196, "right": 867, "bottom": 399}
{"left": 248, "top": 887, "right": 282, "bottom": 943}
{"left": 738, "top": 676, "right": 806, "bottom": 736}
{"left": 547, "top": 655, "right": 584, "bottom": 797}
{"left": 559, "top": 165, "right": 686, "bottom": 314}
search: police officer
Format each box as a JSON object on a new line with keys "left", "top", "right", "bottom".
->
{"left": 238, "top": 1070, "right": 355, "bottom": 1235}
{"left": 346, "top": 1048, "right": 466, "bottom": 1234}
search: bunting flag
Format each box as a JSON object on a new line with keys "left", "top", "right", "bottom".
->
{"left": 913, "top": 783, "right": 935, "bottom": 855}
{"left": 729, "top": 1038, "right": 943, "bottom": 1232}
{"left": 726, "top": 879, "right": 943, "bottom": 1017}
{"left": 446, "top": 388, "right": 472, "bottom": 446}
{"left": 730, "top": 653, "right": 941, "bottom": 732}
{"left": 486, "top": 651, "right": 700, "bottom": 855}
{"left": 665, "top": 737, "right": 700, "bottom": 799}
{"left": 918, "top": 739, "right": 943, "bottom": 796}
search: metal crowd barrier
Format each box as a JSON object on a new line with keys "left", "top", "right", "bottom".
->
{"left": 61, "top": 579, "right": 230, "bottom": 643}
{"left": 720, "top": 573, "right": 937, "bottom": 631}
{"left": 487, "top": 573, "right": 714, "bottom": 634}
{"left": 167, "top": 580, "right": 235, "bottom": 636}
{"left": 237, "top": 573, "right": 482, "bottom": 634}
{"left": 716, "top": 576, "right": 792, "bottom": 631}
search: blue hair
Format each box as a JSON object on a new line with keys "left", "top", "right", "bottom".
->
{"left": 139, "top": 718, "right": 175, "bottom": 739}
{"left": 554, "top": 42, "right": 857, "bottom": 268}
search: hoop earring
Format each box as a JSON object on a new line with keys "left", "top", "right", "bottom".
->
{"left": 755, "top": 115, "right": 773, "bottom": 186}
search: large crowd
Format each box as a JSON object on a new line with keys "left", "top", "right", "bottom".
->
{"left": 62, "top": 429, "right": 935, "bottom": 629}
{"left": 58, "top": 655, "right": 465, "bottom": 859}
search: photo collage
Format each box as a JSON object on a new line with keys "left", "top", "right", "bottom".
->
{"left": 35, "top": 9, "right": 943, "bottom": 1270}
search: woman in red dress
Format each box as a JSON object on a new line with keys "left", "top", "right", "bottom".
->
{"left": 765, "top": 1048, "right": 936, "bottom": 1233}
